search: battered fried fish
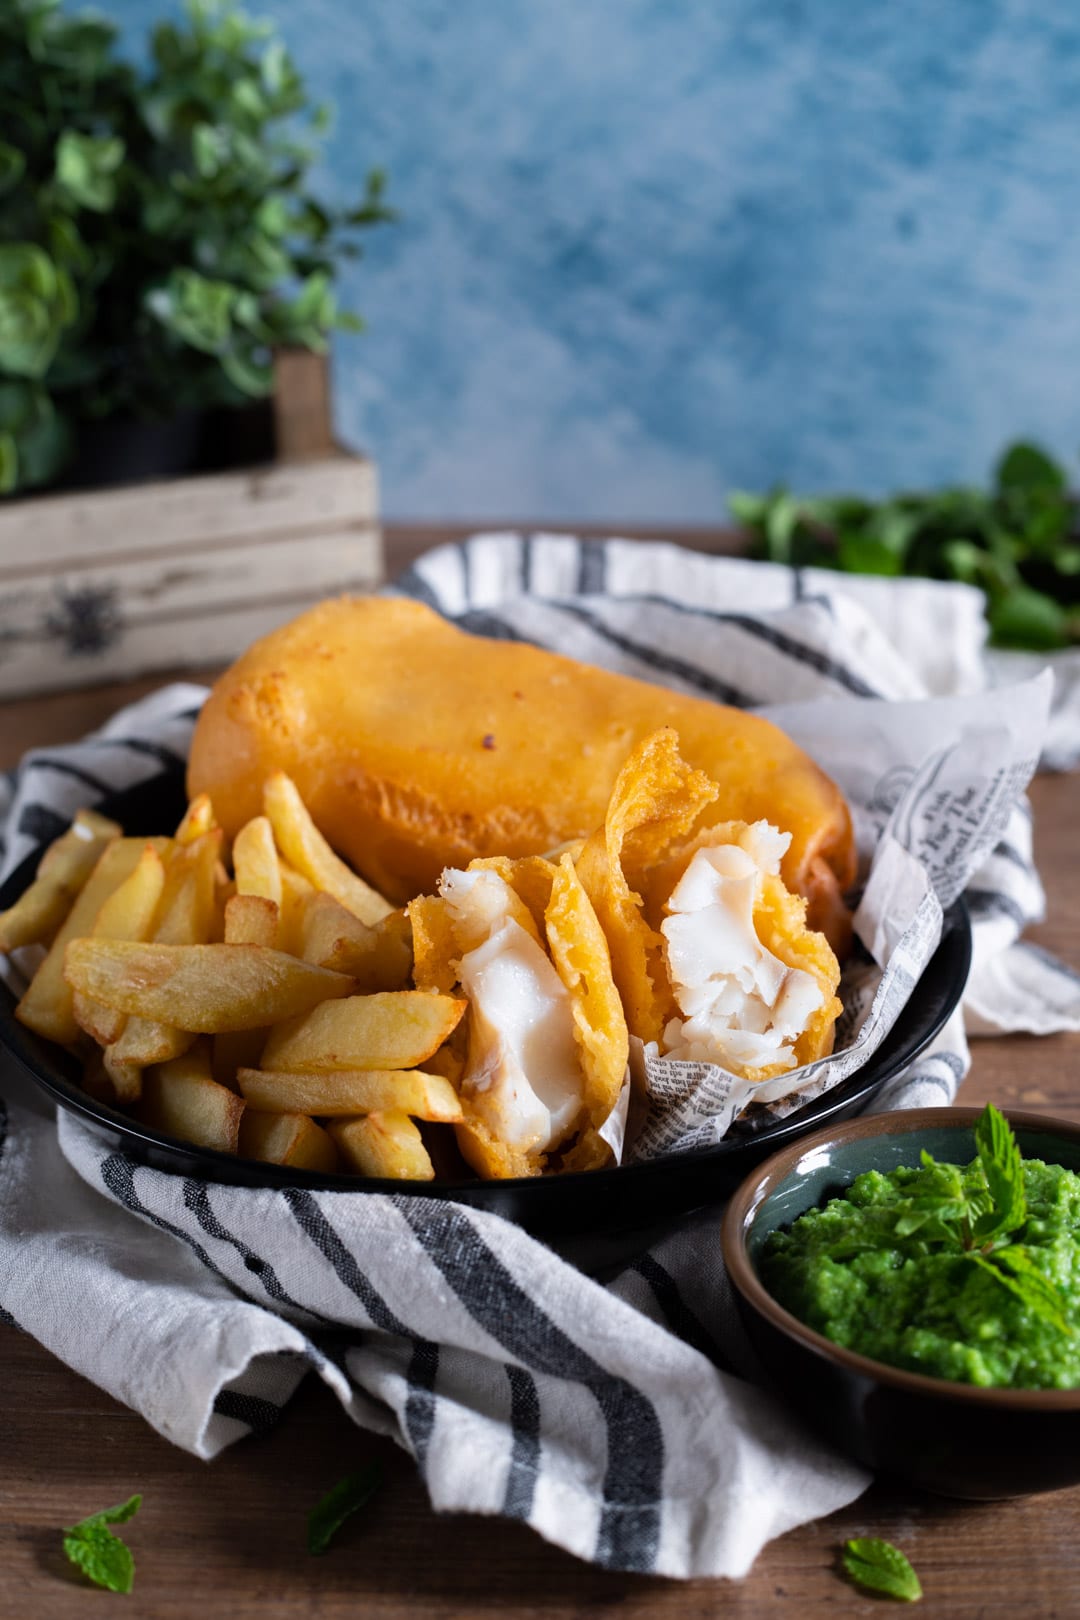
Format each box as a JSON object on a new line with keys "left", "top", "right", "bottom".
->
{"left": 188, "top": 596, "right": 855, "bottom": 954}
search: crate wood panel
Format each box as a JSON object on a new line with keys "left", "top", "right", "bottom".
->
{"left": 0, "top": 525, "right": 382, "bottom": 699}
{"left": 0, "top": 455, "right": 376, "bottom": 576}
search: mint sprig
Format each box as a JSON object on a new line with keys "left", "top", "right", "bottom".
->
{"left": 877, "top": 1106, "right": 1073, "bottom": 1336}
{"left": 842, "top": 1538, "right": 922, "bottom": 1602}
{"left": 308, "top": 1463, "right": 382, "bottom": 1556}
{"left": 973, "top": 1102, "right": 1027, "bottom": 1244}
{"left": 972, "top": 1247, "right": 1075, "bottom": 1337}
{"left": 62, "top": 1494, "right": 141, "bottom": 1594}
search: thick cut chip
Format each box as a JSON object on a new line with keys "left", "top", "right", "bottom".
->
{"left": 175, "top": 793, "right": 217, "bottom": 845}
{"left": 297, "top": 891, "right": 412, "bottom": 990}
{"left": 140, "top": 1048, "right": 244, "bottom": 1154}
{"left": 264, "top": 772, "right": 394, "bottom": 926}
{"left": 232, "top": 815, "right": 282, "bottom": 906}
{"left": 0, "top": 808, "right": 121, "bottom": 953}
{"left": 328, "top": 1112, "right": 434, "bottom": 1180}
{"left": 277, "top": 863, "right": 315, "bottom": 955}
{"left": 72, "top": 842, "right": 167, "bottom": 1048}
{"left": 16, "top": 838, "right": 158, "bottom": 1045}
{"left": 261, "top": 992, "right": 465, "bottom": 1073}
{"left": 237, "top": 1066, "right": 463, "bottom": 1121}
{"left": 224, "top": 893, "right": 279, "bottom": 949}
{"left": 65, "top": 940, "right": 354, "bottom": 1030}
{"left": 575, "top": 728, "right": 717, "bottom": 1044}
{"left": 103, "top": 830, "right": 221, "bottom": 1096}
{"left": 238, "top": 1109, "right": 337, "bottom": 1172}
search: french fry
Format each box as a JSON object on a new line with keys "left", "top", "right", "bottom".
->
{"left": 261, "top": 991, "right": 466, "bottom": 1073}
{"left": 232, "top": 816, "right": 282, "bottom": 906}
{"left": 15, "top": 838, "right": 157, "bottom": 1045}
{"left": 224, "top": 893, "right": 279, "bottom": 948}
{"left": 237, "top": 1066, "right": 463, "bottom": 1121}
{"left": 0, "top": 808, "right": 121, "bottom": 952}
{"left": 278, "top": 863, "right": 315, "bottom": 955}
{"left": 328, "top": 1111, "right": 435, "bottom": 1180}
{"left": 297, "top": 892, "right": 412, "bottom": 990}
{"left": 237, "top": 1110, "right": 338, "bottom": 1173}
{"left": 212, "top": 862, "right": 234, "bottom": 941}
{"left": 104, "top": 831, "right": 221, "bottom": 1094}
{"left": 66, "top": 940, "right": 355, "bottom": 1030}
{"left": 175, "top": 792, "right": 217, "bottom": 845}
{"left": 72, "top": 843, "right": 167, "bottom": 1047}
{"left": 264, "top": 771, "right": 394, "bottom": 926}
{"left": 213, "top": 893, "right": 280, "bottom": 1077}
{"left": 140, "top": 1045, "right": 245, "bottom": 1154}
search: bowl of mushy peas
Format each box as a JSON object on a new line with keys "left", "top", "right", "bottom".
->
{"left": 721, "top": 1106, "right": 1080, "bottom": 1498}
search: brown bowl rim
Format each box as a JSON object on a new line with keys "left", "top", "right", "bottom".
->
{"left": 721, "top": 1105, "right": 1080, "bottom": 1409}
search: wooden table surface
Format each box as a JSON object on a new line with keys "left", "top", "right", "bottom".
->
{"left": 1, "top": 525, "right": 1078, "bottom": 1618}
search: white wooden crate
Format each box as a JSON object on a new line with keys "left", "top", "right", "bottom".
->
{"left": 0, "top": 454, "right": 382, "bottom": 699}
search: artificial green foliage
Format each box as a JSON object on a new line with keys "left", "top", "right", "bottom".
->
{"left": 0, "top": 0, "right": 394, "bottom": 493}
{"left": 730, "top": 442, "right": 1080, "bottom": 650}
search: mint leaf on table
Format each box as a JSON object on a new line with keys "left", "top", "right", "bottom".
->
{"left": 972, "top": 1103, "right": 1027, "bottom": 1245}
{"left": 842, "top": 1538, "right": 923, "bottom": 1602}
{"left": 62, "top": 1495, "right": 141, "bottom": 1594}
{"left": 308, "top": 1463, "right": 382, "bottom": 1555}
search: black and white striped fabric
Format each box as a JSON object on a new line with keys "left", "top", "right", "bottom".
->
{"left": 1, "top": 535, "right": 1078, "bottom": 1581}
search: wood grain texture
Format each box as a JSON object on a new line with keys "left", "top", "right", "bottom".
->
{"left": 1, "top": 524, "right": 1078, "bottom": 1616}
{"left": 0, "top": 457, "right": 377, "bottom": 574}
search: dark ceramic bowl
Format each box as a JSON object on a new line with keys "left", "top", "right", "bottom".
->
{"left": 0, "top": 765, "right": 970, "bottom": 1271}
{"left": 722, "top": 1107, "right": 1080, "bottom": 1499}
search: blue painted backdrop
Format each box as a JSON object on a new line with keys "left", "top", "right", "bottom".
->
{"left": 107, "top": 0, "right": 1080, "bottom": 520}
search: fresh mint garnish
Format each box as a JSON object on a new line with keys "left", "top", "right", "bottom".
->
{"left": 972, "top": 1247, "right": 1074, "bottom": 1337}
{"left": 308, "top": 1463, "right": 382, "bottom": 1555}
{"left": 973, "top": 1102, "right": 1027, "bottom": 1244}
{"left": 62, "top": 1494, "right": 141, "bottom": 1594}
{"left": 883, "top": 1107, "right": 1073, "bottom": 1334}
{"left": 842, "top": 1537, "right": 922, "bottom": 1602}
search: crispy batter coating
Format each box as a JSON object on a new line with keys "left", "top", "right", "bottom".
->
{"left": 188, "top": 596, "right": 855, "bottom": 953}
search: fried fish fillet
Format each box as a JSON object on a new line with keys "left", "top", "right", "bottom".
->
{"left": 573, "top": 729, "right": 842, "bottom": 1078}
{"left": 188, "top": 596, "right": 856, "bottom": 952}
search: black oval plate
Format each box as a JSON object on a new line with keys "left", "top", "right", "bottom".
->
{"left": 0, "top": 765, "right": 971, "bottom": 1269}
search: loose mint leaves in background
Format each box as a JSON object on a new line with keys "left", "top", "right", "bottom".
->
{"left": 730, "top": 442, "right": 1080, "bottom": 650}
{"left": 842, "top": 1538, "right": 923, "bottom": 1602}
{"left": 62, "top": 1494, "right": 142, "bottom": 1594}
{"left": 308, "top": 1463, "right": 383, "bottom": 1556}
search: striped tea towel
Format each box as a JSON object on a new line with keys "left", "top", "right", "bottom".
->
{"left": 0, "top": 536, "right": 1077, "bottom": 1582}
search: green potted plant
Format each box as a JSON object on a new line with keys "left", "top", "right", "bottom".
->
{"left": 0, "top": 0, "right": 393, "bottom": 494}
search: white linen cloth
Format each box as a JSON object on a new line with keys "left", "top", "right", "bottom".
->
{"left": 1, "top": 535, "right": 1078, "bottom": 1581}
